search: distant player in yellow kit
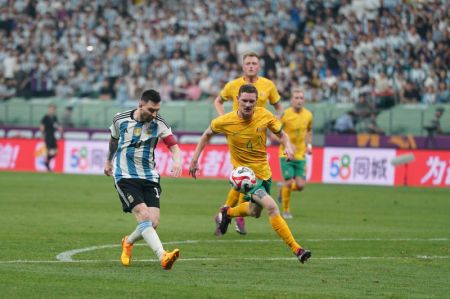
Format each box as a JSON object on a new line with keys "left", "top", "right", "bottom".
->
{"left": 278, "top": 88, "right": 313, "bottom": 219}
{"left": 213, "top": 51, "right": 282, "bottom": 235}
{"left": 189, "top": 84, "right": 311, "bottom": 264}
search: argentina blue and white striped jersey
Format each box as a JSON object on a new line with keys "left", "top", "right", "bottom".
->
{"left": 109, "top": 109, "right": 173, "bottom": 183}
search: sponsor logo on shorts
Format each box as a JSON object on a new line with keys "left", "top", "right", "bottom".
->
{"left": 127, "top": 194, "right": 134, "bottom": 203}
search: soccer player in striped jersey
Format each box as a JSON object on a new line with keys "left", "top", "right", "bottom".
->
{"left": 104, "top": 89, "right": 182, "bottom": 270}
{"left": 189, "top": 84, "right": 311, "bottom": 264}
{"left": 213, "top": 51, "right": 282, "bottom": 235}
{"left": 277, "top": 88, "right": 313, "bottom": 219}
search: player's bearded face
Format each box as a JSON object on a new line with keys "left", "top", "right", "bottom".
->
{"left": 238, "top": 92, "right": 257, "bottom": 119}
{"left": 139, "top": 101, "right": 160, "bottom": 122}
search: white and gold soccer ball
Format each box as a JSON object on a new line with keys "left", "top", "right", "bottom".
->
{"left": 229, "top": 166, "right": 257, "bottom": 193}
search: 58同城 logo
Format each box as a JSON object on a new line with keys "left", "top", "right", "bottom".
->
{"left": 70, "top": 146, "right": 89, "bottom": 170}
{"left": 330, "top": 154, "right": 351, "bottom": 179}
{"left": 323, "top": 148, "right": 395, "bottom": 186}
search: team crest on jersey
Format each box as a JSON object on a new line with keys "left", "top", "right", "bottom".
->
{"left": 133, "top": 127, "right": 142, "bottom": 136}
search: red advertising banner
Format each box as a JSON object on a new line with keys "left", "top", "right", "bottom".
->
{"left": 0, "top": 138, "right": 447, "bottom": 187}
{"left": 395, "top": 150, "right": 450, "bottom": 187}
{"left": 0, "top": 138, "right": 64, "bottom": 172}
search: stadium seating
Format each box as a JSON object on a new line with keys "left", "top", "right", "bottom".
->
{"left": 1, "top": 99, "right": 448, "bottom": 136}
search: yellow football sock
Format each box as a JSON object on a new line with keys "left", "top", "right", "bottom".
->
{"left": 238, "top": 193, "right": 246, "bottom": 204}
{"left": 224, "top": 188, "right": 240, "bottom": 207}
{"left": 269, "top": 214, "right": 301, "bottom": 253}
{"left": 282, "top": 185, "right": 291, "bottom": 213}
{"left": 228, "top": 202, "right": 250, "bottom": 217}
{"left": 291, "top": 182, "right": 297, "bottom": 191}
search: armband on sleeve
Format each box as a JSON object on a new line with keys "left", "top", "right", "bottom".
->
{"left": 163, "top": 135, "right": 177, "bottom": 148}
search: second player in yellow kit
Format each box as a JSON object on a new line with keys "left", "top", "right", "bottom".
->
{"left": 278, "top": 88, "right": 313, "bottom": 219}
{"left": 213, "top": 51, "right": 282, "bottom": 235}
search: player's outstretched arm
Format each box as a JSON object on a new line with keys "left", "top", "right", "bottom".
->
{"left": 273, "top": 102, "right": 283, "bottom": 119}
{"left": 306, "top": 128, "right": 313, "bottom": 155}
{"left": 188, "top": 127, "right": 215, "bottom": 178}
{"left": 168, "top": 144, "right": 182, "bottom": 177}
{"left": 277, "top": 130, "right": 295, "bottom": 160}
{"left": 104, "top": 137, "right": 118, "bottom": 176}
{"left": 214, "top": 95, "right": 225, "bottom": 116}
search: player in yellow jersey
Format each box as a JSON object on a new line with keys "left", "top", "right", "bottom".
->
{"left": 277, "top": 88, "right": 313, "bottom": 219}
{"left": 213, "top": 51, "right": 283, "bottom": 235}
{"left": 189, "top": 84, "right": 311, "bottom": 264}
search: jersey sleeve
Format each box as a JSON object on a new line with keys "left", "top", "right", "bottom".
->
{"left": 268, "top": 81, "right": 281, "bottom": 105}
{"left": 210, "top": 116, "right": 225, "bottom": 134}
{"left": 219, "top": 82, "right": 233, "bottom": 102}
{"left": 158, "top": 125, "right": 173, "bottom": 139}
{"left": 109, "top": 115, "right": 120, "bottom": 139}
{"left": 267, "top": 110, "right": 283, "bottom": 133}
{"left": 307, "top": 112, "right": 313, "bottom": 131}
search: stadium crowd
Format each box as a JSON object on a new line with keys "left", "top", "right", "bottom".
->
{"left": 0, "top": 0, "right": 449, "bottom": 107}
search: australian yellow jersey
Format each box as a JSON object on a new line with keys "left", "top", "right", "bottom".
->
{"left": 211, "top": 107, "right": 282, "bottom": 180}
{"left": 279, "top": 107, "right": 313, "bottom": 160}
{"left": 220, "top": 76, "right": 281, "bottom": 111}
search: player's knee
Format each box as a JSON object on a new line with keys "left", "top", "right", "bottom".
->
{"left": 152, "top": 219, "right": 159, "bottom": 229}
{"left": 265, "top": 200, "right": 279, "bottom": 216}
{"left": 249, "top": 207, "right": 262, "bottom": 218}
{"left": 248, "top": 203, "right": 262, "bottom": 218}
{"left": 134, "top": 206, "right": 152, "bottom": 221}
{"left": 296, "top": 184, "right": 305, "bottom": 191}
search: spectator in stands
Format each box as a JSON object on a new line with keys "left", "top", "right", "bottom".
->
{"left": 185, "top": 78, "right": 202, "bottom": 101}
{"left": 422, "top": 85, "right": 437, "bottom": 104}
{"left": 402, "top": 80, "right": 421, "bottom": 103}
{"left": 98, "top": 79, "right": 113, "bottom": 101}
{"left": 354, "top": 94, "right": 374, "bottom": 121}
{"left": 334, "top": 110, "right": 357, "bottom": 134}
{"left": 436, "top": 82, "right": 450, "bottom": 103}
{"left": 55, "top": 79, "right": 74, "bottom": 99}
{"left": 0, "top": 76, "right": 15, "bottom": 101}
{"left": 374, "top": 72, "right": 395, "bottom": 109}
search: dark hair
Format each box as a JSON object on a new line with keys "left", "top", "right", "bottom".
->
{"left": 141, "top": 89, "right": 161, "bottom": 103}
{"left": 238, "top": 84, "right": 258, "bottom": 97}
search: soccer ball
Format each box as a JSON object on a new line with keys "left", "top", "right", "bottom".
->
{"left": 229, "top": 166, "right": 257, "bottom": 193}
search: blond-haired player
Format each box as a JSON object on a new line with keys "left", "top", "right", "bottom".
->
{"left": 278, "top": 88, "right": 313, "bottom": 219}
{"left": 189, "top": 84, "right": 311, "bottom": 264}
{"left": 213, "top": 51, "right": 282, "bottom": 235}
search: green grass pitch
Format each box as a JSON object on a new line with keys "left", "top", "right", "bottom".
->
{"left": 0, "top": 172, "right": 449, "bottom": 298}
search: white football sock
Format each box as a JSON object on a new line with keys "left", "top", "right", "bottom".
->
{"left": 140, "top": 223, "right": 165, "bottom": 260}
{"left": 127, "top": 226, "right": 142, "bottom": 244}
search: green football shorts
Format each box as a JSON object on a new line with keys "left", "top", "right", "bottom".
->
{"left": 280, "top": 158, "right": 306, "bottom": 180}
{"left": 244, "top": 177, "right": 272, "bottom": 201}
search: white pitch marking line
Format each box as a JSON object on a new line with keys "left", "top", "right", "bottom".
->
{"left": 55, "top": 238, "right": 450, "bottom": 262}
{"left": 1, "top": 256, "right": 449, "bottom": 264}
{"left": 55, "top": 238, "right": 449, "bottom": 262}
